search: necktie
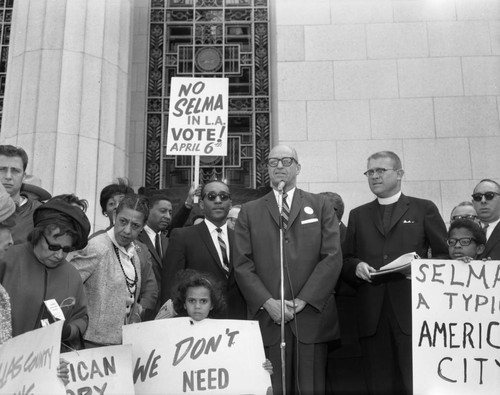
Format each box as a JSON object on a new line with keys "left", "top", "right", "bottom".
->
{"left": 216, "top": 228, "right": 230, "bottom": 274}
{"left": 483, "top": 223, "right": 489, "bottom": 240}
{"left": 282, "top": 193, "right": 290, "bottom": 230}
{"left": 155, "top": 233, "right": 162, "bottom": 259}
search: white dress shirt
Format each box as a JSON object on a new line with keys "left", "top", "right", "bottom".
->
{"left": 204, "top": 219, "right": 230, "bottom": 266}
{"left": 143, "top": 224, "right": 161, "bottom": 250}
{"left": 484, "top": 218, "right": 500, "bottom": 241}
{"left": 273, "top": 186, "right": 295, "bottom": 210}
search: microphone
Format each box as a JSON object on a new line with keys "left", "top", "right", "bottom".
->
{"left": 277, "top": 181, "right": 285, "bottom": 215}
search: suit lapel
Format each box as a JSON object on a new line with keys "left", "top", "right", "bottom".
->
{"left": 388, "top": 194, "right": 410, "bottom": 233}
{"left": 139, "top": 231, "right": 162, "bottom": 265}
{"left": 199, "top": 222, "right": 227, "bottom": 276}
{"left": 483, "top": 222, "right": 500, "bottom": 256}
{"left": 264, "top": 191, "right": 281, "bottom": 228}
{"left": 227, "top": 228, "right": 234, "bottom": 270}
{"left": 161, "top": 234, "right": 168, "bottom": 257}
{"left": 287, "top": 189, "right": 302, "bottom": 230}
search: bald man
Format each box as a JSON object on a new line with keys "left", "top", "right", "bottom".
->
{"left": 234, "top": 145, "right": 342, "bottom": 395}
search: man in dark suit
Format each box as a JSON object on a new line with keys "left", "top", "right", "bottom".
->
{"left": 472, "top": 178, "right": 500, "bottom": 260}
{"left": 138, "top": 194, "right": 172, "bottom": 291}
{"left": 320, "top": 191, "right": 347, "bottom": 247}
{"left": 234, "top": 145, "right": 342, "bottom": 395}
{"left": 160, "top": 180, "right": 246, "bottom": 319}
{"left": 342, "top": 151, "right": 448, "bottom": 395}
{"left": 321, "top": 192, "right": 368, "bottom": 393}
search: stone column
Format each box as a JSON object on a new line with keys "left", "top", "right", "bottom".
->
{"left": 0, "top": 0, "right": 133, "bottom": 230}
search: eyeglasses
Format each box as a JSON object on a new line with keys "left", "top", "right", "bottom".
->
{"left": 471, "top": 192, "right": 500, "bottom": 202}
{"left": 202, "top": 192, "right": 231, "bottom": 202}
{"left": 363, "top": 168, "right": 398, "bottom": 177}
{"left": 42, "top": 233, "right": 75, "bottom": 253}
{"left": 446, "top": 237, "right": 476, "bottom": 247}
{"left": 267, "top": 157, "right": 297, "bottom": 167}
{"left": 451, "top": 215, "right": 478, "bottom": 222}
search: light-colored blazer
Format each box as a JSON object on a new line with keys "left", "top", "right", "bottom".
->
{"left": 71, "top": 232, "right": 143, "bottom": 345}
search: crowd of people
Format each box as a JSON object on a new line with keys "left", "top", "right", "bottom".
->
{"left": 0, "top": 143, "right": 498, "bottom": 394}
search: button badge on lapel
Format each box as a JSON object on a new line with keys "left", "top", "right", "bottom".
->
{"left": 301, "top": 206, "right": 318, "bottom": 224}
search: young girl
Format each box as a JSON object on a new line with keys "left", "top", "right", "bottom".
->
{"left": 447, "top": 218, "right": 486, "bottom": 263}
{"left": 171, "top": 269, "right": 226, "bottom": 321}
{"left": 158, "top": 269, "right": 273, "bottom": 374}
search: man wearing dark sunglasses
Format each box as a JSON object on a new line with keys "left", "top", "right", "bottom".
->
{"left": 160, "top": 180, "right": 246, "bottom": 319}
{"left": 472, "top": 178, "right": 500, "bottom": 260}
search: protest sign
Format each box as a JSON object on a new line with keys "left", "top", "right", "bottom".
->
{"left": 123, "top": 317, "right": 272, "bottom": 395}
{"left": 0, "top": 320, "right": 65, "bottom": 395}
{"left": 412, "top": 260, "right": 500, "bottom": 394}
{"left": 166, "top": 77, "right": 229, "bottom": 157}
{"left": 63, "top": 345, "right": 135, "bottom": 395}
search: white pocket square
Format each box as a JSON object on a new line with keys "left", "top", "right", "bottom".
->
{"left": 403, "top": 220, "right": 415, "bottom": 224}
{"left": 301, "top": 218, "right": 318, "bottom": 224}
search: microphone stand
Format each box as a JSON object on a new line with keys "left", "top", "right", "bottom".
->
{"left": 278, "top": 186, "right": 286, "bottom": 394}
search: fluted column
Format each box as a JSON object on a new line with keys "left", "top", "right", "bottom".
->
{"left": 0, "top": 0, "right": 133, "bottom": 229}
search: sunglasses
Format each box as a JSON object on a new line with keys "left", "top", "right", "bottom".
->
{"left": 42, "top": 233, "right": 75, "bottom": 253}
{"left": 202, "top": 192, "right": 231, "bottom": 202}
{"left": 446, "top": 237, "right": 476, "bottom": 247}
{"left": 471, "top": 192, "right": 500, "bottom": 202}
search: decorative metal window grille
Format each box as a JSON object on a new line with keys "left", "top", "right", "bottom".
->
{"left": 0, "top": 0, "right": 13, "bottom": 133}
{"left": 146, "top": 0, "right": 270, "bottom": 189}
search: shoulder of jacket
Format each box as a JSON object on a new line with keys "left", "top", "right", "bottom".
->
{"left": 404, "top": 195, "right": 436, "bottom": 207}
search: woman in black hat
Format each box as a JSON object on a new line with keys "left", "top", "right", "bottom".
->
{"left": 0, "top": 197, "right": 91, "bottom": 351}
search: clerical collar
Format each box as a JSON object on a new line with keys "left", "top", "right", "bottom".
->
{"left": 378, "top": 191, "right": 402, "bottom": 206}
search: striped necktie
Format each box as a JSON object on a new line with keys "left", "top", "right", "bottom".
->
{"left": 216, "top": 228, "right": 230, "bottom": 275}
{"left": 282, "top": 193, "right": 290, "bottom": 230}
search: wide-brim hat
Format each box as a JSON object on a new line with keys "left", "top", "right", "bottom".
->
{"left": 33, "top": 198, "right": 91, "bottom": 250}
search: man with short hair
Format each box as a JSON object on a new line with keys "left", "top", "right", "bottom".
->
{"left": 234, "top": 145, "right": 342, "bottom": 395}
{"left": 450, "top": 201, "right": 479, "bottom": 224}
{"left": 138, "top": 194, "right": 172, "bottom": 290}
{"left": 342, "top": 151, "right": 448, "bottom": 395}
{"left": 161, "top": 180, "right": 246, "bottom": 319}
{"left": 471, "top": 178, "right": 500, "bottom": 260}
{"left": 0, "top": 145, "right": 42, "bottom": 244}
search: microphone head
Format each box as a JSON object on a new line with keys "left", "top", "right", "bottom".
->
{"left": 277, "top": 180, "right": 286, "bottom": 192}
